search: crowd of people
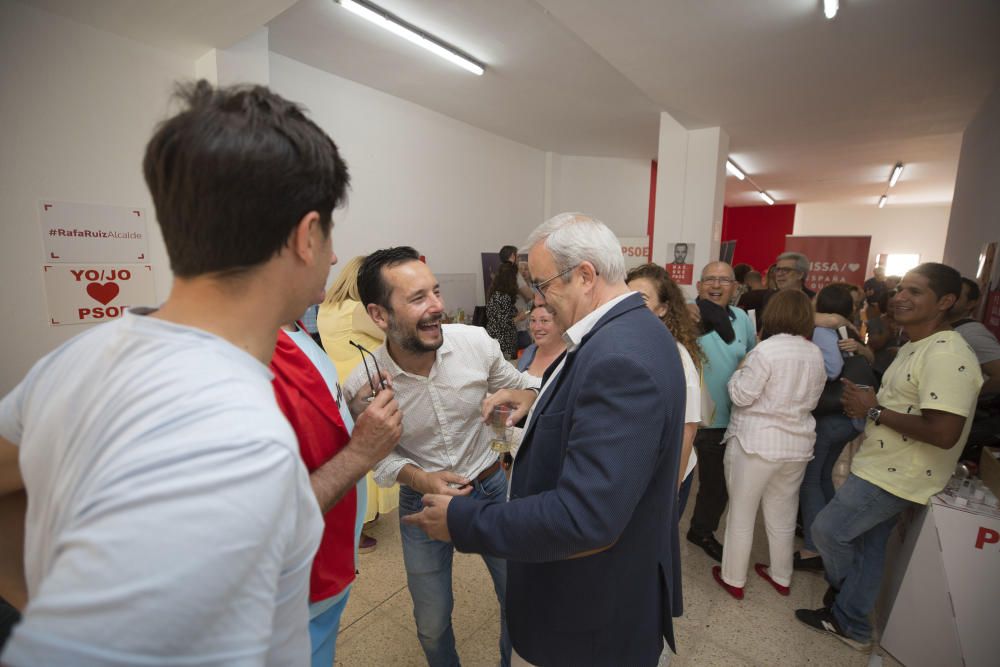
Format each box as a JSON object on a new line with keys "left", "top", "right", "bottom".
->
{"left": 0, "top": 80, "right": 997, "bottom": 667}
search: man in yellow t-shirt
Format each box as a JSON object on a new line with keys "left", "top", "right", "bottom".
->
{"left": 795, "top": 263, "right": 983, "bottom": 652}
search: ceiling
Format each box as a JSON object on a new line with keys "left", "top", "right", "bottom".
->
{"left": 21, "top": 0, "right": 1000, "bottom": 206}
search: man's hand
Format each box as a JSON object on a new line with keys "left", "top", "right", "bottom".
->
{"left": 838, "top": 338, "right": 875, "bottom": 363}
{"left": 401, "top": 494, "right": 454, "bottom": 542}
{"left": 348, "top": 387, "right": 402, "bottom": 468}
{"left": 481, "top": 389, "right": 537, "bottom": 426}
{"left": 347, "top": 370, "right": 393, "bottom": 420}
{"left": 841, "top": 378, "right": 878, "bottom": 418}
{"left": 408, "top": 469, "right": 474, "bottom": 497}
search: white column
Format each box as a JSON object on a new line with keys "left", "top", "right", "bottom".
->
{"left": 195, "top": 27, "right": 270, "bottom": 87}
{"left": 651, "top": 111, "right": 729, "bottom": 297}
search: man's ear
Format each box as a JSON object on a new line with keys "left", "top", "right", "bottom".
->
{"left": 289, "top": 211, "right": 322, "bottom": 263}
{"left": 577, "top": 261, "right": 598, "bottom": 288}
{"left": 367, "top": 303, "right": 389, "bottom": 330}
{"left": 938, "top": 293, "right": 958, "bottom": 313}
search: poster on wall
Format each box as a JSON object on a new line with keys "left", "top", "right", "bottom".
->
{"left": 38, "top": 200, "right": 150, "bottom": 263}
{"left": 666, "top": 242, "right": 695, "bottom": 285}
{"left": 618, "top": 236, "right": 651, "bottom": 270}
{"left": 480, "top": 252, "right": 529, "bottom": 301}
{"left": 42, "top": 264, "right": 156, "bottom": 326}
{"left": 784, "top": 235, "right": 871, "bottom": 292}
{"left": 976, "top": 241, "right": 1000, "bottom": 338}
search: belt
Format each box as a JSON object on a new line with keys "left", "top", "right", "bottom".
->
{"left": 475, "top": 458, "right": 501, "bottom": 482}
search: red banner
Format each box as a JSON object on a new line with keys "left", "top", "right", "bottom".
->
{"left": 784, "top": 235, "right": 871, "bottom": 292}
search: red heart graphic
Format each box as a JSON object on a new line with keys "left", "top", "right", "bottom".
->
{"left": 86, "top": 282, "right": 119, "bottom": 305}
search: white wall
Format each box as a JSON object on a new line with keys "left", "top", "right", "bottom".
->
{"left": 793, "top": 203, "right": 951, "bottom": 277}
{"left": 269, "top": 53, "right": 546, "bottom": 302}
{"left": 547, "top": 155, "right": 650, "bottom": 237}
{"left": 0, "top": 2, "right": 192, "bottom": 395}
{"left": 943, "top": 82, "right": 1000, "bottom": 276}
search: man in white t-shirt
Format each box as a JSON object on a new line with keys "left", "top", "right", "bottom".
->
{"left": 0, "top": 81, "right": 395, "bottom": 666}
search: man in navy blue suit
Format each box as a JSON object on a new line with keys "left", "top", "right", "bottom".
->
{"left": 403, "top": 213, "right": 686, "bottom": 666}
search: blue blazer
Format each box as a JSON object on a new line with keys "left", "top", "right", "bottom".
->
{"left": 449, "top": 293, "right": 685, "bottom": 666}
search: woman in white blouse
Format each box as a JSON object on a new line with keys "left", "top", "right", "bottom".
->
{"left": 713, "top": 289, "right": 826, "bottom": 600}
{"left": 626, "top": 264, "right": 704, "bottom": 514}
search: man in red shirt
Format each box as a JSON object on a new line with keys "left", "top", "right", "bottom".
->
{"left": 271, "top": 318, "right": 401, "bottom": 667}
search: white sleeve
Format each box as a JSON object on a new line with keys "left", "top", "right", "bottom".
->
{"left": 3, "top": 442, "right": 312, "bottom": 667}
{"left": 728, "top": 344, "right": 771, "bottom": 407}
{"left": 677, "top": 344, "right": 701, "bottom": 425}
{"left": 483, "top": 328, "right": 541, "bottom": 391}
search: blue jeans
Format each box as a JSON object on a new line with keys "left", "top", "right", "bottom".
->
{"left": 309, "top": 588, "right": 350, "bottom": 667}
{"left": 812, "top": 474, "right": 914, "bottom": 641}
{"left": 398, "top": 468, "right": 511, "bottom": 667}
{"left": 799, "top": 414, "right": 860, "bottom": 552}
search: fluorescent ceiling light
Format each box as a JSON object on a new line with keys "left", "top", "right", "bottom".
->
{"left": 889, "top": 163, "right": 904, "bottom": 187}
{"left": 878, "top": 195, "right": 887, "bottom": 208}
{"left": 824, "top": 0, "right": 839, "bottom": 19}
{"left": 725, "top": 160, "right": 746, "bottom": 180}
{"left": 339, "top": 0, "right": 484, "bottom": 76}
{"left": 758, "top": 191, "right": 775, "bottom": 205}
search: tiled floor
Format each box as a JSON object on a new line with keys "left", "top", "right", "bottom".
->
{"left": 334, "top": 479, "right": 905, "bottom": 667}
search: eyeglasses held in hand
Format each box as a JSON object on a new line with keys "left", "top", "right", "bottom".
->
{"left": 349, "top": 339, "right": 387, "bottom": 401}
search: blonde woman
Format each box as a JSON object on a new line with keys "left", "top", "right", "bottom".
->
{"left": 317, "top": 256, "right": 398, "bottom": 551}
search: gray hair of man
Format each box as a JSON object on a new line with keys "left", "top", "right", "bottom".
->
{"left": 523, "top": 212, "right": 626, "bottom": 285}
{"left": 776, "top": 251, "right": 810, "bottom": 277}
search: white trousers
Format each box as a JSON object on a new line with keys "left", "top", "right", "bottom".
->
{"left": 721, "top": 440, "right": 808, "bottom": 588}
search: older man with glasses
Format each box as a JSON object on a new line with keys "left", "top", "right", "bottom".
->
{"left": 403, "top": 214, "right": 687, "bottom": 666}
{"left": 686, "top": 261, "right": 758, "bottom": 562}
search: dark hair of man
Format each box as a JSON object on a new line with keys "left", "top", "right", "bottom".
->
{"left": 626, "top": 263, "right": 704, "bottom": 372}
{"left": 961, "top": 276, "right": 981, "bottom": 302}
{"left": 733, "top": 263, "right": 752, "bottom": 283}
{"left": 877, "top": 288, "right": 895, "bottom": 316}
{"left": 143, "top": 80, "right": 350, "bottom": 278}
{"left": 761, "top": 289, "right": 815, "bottom": 340}
{"left": 908, "top": 262, "right": 962, "bottom": 300}
{"left": 488, "top": 262, "right": 520, "bottom": 300}
{"left": 816, "top": 283, "right": 855, "bottom": 320}
{"left": 357, "top": 246, "right": 421, "bottom": 309}
{"left": 499, "top": 245, "right": 518, "bottom": 264}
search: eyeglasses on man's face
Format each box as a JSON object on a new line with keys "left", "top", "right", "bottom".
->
{"left": 530, "top": 264, "right": 578, "bottom": 299}
{"left": 773, "top": 266, "right": 800, "bottom": 275}
{"left": 700, "top": 276, "right": 734, "bottom": 286}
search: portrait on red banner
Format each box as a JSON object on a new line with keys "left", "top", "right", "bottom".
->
{"left": 784, "top": 235, "right": 871, "bottom": 292}
{"left": 666, "top": 242, "right": 695, "bottom": 285}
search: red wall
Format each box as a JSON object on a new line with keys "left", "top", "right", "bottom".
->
{"left": 721, "top": 204, "right": 796, "bottom": 273}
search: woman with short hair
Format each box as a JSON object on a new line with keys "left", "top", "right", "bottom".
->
{"left": 517, "top": 303, "right": 566, "bottom": 377}
{"left": 713, "top": 289, "right": 826, "bottom": 600}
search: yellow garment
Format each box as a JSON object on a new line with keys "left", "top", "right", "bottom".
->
{"left": 852, "top": 331, "right": 983, "bottom": 504}
{"left": 317, "top": 298, "right": 399, "bottom": 521}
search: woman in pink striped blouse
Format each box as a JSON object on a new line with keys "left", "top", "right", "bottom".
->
{"left": 712, "top": 290, "right": 826, "bottom": 600}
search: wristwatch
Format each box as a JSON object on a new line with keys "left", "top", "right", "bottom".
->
{"left": 867, "top": 405, "right": 884, "bottom": 425}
